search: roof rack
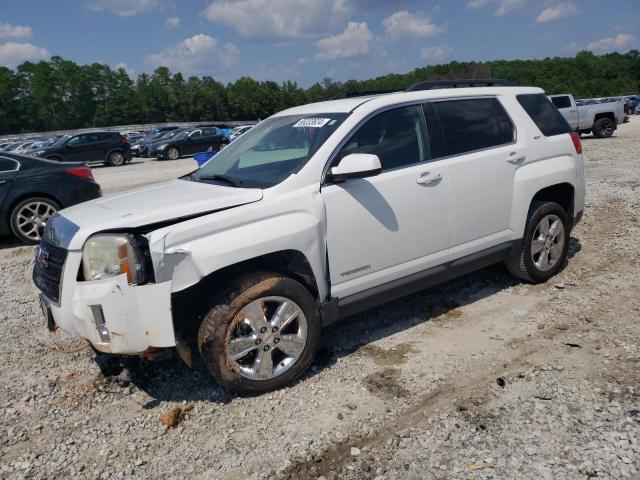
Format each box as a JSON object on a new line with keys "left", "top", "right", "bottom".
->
{"left": 406, "top": 79, "right": 519, "bottom": 92}
{"left": 332, "top": 90, "right": 398, "bottom": 100}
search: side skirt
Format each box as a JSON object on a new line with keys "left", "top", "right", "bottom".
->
{"left": 320, "top": 240, "right": 518, "bottom": 326}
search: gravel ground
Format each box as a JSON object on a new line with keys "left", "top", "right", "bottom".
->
{"left": 0, "top": 121, "right": 639, "bottom": 480}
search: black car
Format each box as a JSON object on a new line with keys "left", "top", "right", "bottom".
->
{"left": 30, "top": 131, "right": 132, "bottom": 167}
{"left": 149, "top": 127, "right": 229, "bottom": 160}
{"left": 0, "top": 153, "right": 101, "bottom": 244}
{"left": 131, "top": 127, "right": 180, "bottom": 157}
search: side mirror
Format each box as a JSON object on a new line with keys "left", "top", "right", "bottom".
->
{"left": 329, "top": 154, "right": 382, "bottom": 182}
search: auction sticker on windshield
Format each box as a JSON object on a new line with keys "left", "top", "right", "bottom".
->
{"left": 293, "top": 118, "right": 331, "bottom": 128}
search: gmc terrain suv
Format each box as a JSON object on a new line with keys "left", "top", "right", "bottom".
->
{"left": 31, "top": 132, "right": 132, "bottom": 166}
{"left": 34, "top": 81, "right": 584, "bottom": 394}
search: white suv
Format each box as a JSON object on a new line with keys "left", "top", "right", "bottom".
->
{"left": 34, "top": 81, "right": 585, "bottom": 394}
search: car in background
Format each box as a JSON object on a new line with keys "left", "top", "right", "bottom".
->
{"left": 124, "top": 133, "right": 145, "bottom": 144}
{"left": 149, "top": 126, "right": 229, "bottom": 160}
{"left": 0, "top": 153, "right": 101, "bottom": 244}
{"left": 229, "top": 125, "right": 253, "bottom": 142}
{"left": 30, "top": 132, "right": 131, "bottom": 166}
{"left": 548, "top": 93, "right": 625, "bottom": 137}
{"left": 136, "top": 128, "right": 187, "bottom": 157}
{"left": 131, "top": 127, "right": 180, "bottom": 157}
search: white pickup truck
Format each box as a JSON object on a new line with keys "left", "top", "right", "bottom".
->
{"left": 548, "top": 93, "right": 625, "bottom": 138}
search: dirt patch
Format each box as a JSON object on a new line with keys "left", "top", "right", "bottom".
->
{"left": 364, "top": 368, "right": 410, "bottom": 399}
{"left": 359, "top": 342, "right": 417, "bottom": 366}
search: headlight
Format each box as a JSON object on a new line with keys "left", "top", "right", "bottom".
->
{"left": 157, "top": 143, "right": 168, "bottom": 150}
{"left": 132, "top": 144, "right": 140, "bottom": 149}
{"left": 82, "top": 234, "right": 144, "bottom": 284}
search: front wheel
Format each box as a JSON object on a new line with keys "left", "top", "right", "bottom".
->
{"left": 505, "top": 201, "right": 570, "bottom": 283}
{"left": 592, "top": 117, "right": 615, "bottom": 138}
{"left": 166, "top": 147, "right": 180, "bottom": 160}
{"left": 108, "top": 151, "right": 125, "bottom": 166}
{"left": 197, "top": 273, "right": 321, "bottom": 394}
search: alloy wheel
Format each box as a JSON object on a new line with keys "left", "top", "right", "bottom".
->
{"left": 225, "top": 296, "right": 308, "bottom": 381}
{"left": 15, "top": 201, "right": 57, "bottom": 242}
{"left": 530, "top": 214, "right": 565, "bottom": 272}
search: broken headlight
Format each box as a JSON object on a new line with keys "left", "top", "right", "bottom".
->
{"left": 82, "top": 234, "right": 144, "bottom": 284}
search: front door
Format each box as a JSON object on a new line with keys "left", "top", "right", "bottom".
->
{"left": 321, "top": 105, "right": 450, "bottom": 299}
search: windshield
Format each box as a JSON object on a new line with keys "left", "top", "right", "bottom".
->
{"left": 159, "top": 129, "right": 183, "bottom": 140}
{"left": 192, "top": 113, "right": 347, "bottom": 188}
{"left": 50, "top": 135, "right": 70, "bottom": 147}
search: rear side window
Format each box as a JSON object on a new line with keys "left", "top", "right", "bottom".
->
{"left": 429, "top": 98, "right": 512, "bottom": 157}
{"left": 550, "top": 96, "right": 572, "bottom": 109}
{"left": 517, "top": 94, "right": 572, "bottom": 137}
{"left": 0, "top": 158, "right": 19, "bottom": 172}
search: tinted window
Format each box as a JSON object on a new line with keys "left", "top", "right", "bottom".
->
{"left": 550, "top": 96, "right": 572, "bottom": 109}
{"left": 492, "top": 98, "right": 516, "bottom": 144}
{"left": 337, "top": 105, "right": 428, "bottom": 171}
{"left": 190, "top": 130, "right": 203, "bottom": 139}
{"left": 0, "top": 158, "right": 19, "bottom": 171}
{"left": 430, "top": 98, "right": 509, "bottom": 156}
{"left": 517, "top": 94, "right": 572, "bottom": 137}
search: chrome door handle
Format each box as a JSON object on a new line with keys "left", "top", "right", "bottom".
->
{"left": 0, "top": 180, "right": 6, "bottom": 184}
{"left": 507, "top": 153, "right": 526, "bottom": 164}
{"left": 416, "top": 172, "right": 442, "bottom": 185}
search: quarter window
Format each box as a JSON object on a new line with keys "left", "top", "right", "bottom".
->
{"left": 550, "top": 96, "right": 572, "bottom": 109}
{"left": 337, "top": 105, "right": 428, "bottom": 171}
{"left": 517, "top": 94, "right": 572, "bottom": 137}
{"left": 0, "top": 158, "right": 19, "bottom": 172}
{"left": 429, "top": 98, "right": 512, "bottom": 157}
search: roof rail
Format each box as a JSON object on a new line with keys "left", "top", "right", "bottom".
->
{"left": 406, "top": 79, "right": 519, "bottom": 92}
{"left": 332, "top": 90, "right": 398, "bottom": 100}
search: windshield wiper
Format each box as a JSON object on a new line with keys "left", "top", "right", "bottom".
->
{"left": 198, "top": 174, "right": 242, "bottom": 187}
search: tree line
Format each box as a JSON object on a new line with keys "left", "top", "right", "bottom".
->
{"left": 0, "top": 50, "right": 638, "bottom": 135}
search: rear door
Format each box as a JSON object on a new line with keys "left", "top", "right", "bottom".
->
{"left": 425, "top": 97, "right": 520, "bottom": 257}
{"left": 185, "top": 129, "right": 203, "bottom": 155}
{"left": 550, "top": 95, "right": 578, "bottom": 129}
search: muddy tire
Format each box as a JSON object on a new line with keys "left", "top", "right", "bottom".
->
{"left": 505, "top": 201, "right": 570, "bottom": 283}
{"left": 592, "top": 117, "right": 615, "bottom": 138}
{"left": 197, "top": 272, "right": 321, "bottom": 394}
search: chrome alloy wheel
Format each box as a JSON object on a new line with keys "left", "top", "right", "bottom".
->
{"left": 166, "top": 147, "right": 179, "bottom": 160}
{"left": 225, "top": 296, "right": 308, "bottom": 381}
{"left": 15, "top": 201, "right": 57, "bottom": 242}
{"left": 110, "top": 151, "right": 125, "bottom": 166}
{"left": 530, "top": 214, "right": 565, "bottom": 272}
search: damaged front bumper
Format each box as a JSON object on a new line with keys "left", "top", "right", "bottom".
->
{"left": 46, "top": 252, "right": 176, "bottom": 355}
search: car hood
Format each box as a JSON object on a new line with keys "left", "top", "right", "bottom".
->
{"left": 53, "top": 179, "right": 263, "bottom": 250}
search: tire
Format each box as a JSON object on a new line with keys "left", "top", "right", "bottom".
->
{"left": 10, "top": 197, "right": 60, "bottom": 245}
{"left": 197, "top": 272, "right": 321, "bottom": 394}
{"left": 108, "top": 151, "right": 125, "bottom": 166}
{"left": 592, "top": 117, "right": 615, "bottom": 138}
{"left": 166, "top": 147, "right": 180, "bottom": 160}
{"left": 505, "top": 201, "right": 570, "bottom": 283}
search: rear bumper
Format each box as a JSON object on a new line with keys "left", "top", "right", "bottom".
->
{"left": 43, "top": 251, "right": 176, "bottom": 354}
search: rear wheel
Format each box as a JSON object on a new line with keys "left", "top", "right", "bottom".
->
{"left": 197, "top": 272, "right": 321, "bottom": 394}
{"left": 506, "top": 201, "right": 570, "bottom": 283}
{"left": 10, "top": 197, "right": 60, "bottom": 244}
{"left": 108, "top": 151, "right": 125, "bottom": 166}
{"left": 593, "top": 117, "right": 615, "bottom": 138}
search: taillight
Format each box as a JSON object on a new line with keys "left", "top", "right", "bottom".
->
{"left": 64, "top": 167, "right": 94, "bottom": 181}
{"left": 122, "top": 137, "right": 130, "bottom": 144}
{"left": 570, "top": 131, "right": 582, "bottom": 154}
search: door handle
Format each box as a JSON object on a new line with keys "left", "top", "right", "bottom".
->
{"left": 507, "top": 152, "right": 526, "bottom": 164}
{"left": 416, "top": 172, "right": 442, "bottom": 185}
{"left": 0, "top": 180, "right": 6, "bottom": 184}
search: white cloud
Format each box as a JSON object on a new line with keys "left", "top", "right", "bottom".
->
{"left": 467, "top": 0, "right": 492, "bottom": 9}
{"left": 202, "top": 0, "right": 350, "bottom": 41}
{"left": 165, "top": 16, "right": 180, "bottom": 28}
{"left": 536, "top": 2, "right": 578, "bottom": 23}
{"left": 0, "top": 42, "right": 49, "bottom": 67}
{"left": 420, "top": 43, "right": 453, "bottom": 62}
{"left": 586, "top": 33, "right": 635, "bottom": 52}
{"left": 382, "top": 11, "right": 443, "bottom": 40}
{"left": 147, "top": 34, "right": 240, "bottom": 75}
{"left": 495, "top": 0, "right": 526, "bottom": 16}
{"left": 0, "top": 21, "right": 32, "bottom": 39}
{"left": 115, "top": 62, "right": 134, "bottom": 77}
{"left": 86, "top": 0, "right": 165, "bottom": 16}
{"left": 315, "top": 21, "right": 374, "bottom": 61}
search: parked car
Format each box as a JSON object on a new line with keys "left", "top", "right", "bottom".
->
{"left": 30, "top": 132, "right": 131, "bottom": 166}
{"left": 131, "top": 127, "right": 180, "bottom": 157}
{"left": 548, "top": 93, "right": 625, "bottom": 137}
{"left": 149, "top": 127, "right": 229, "bottom": 160}
{"left": 0, "top": 153, "right": 101, "bottom": 244}
{"left": 229, "top": 125, "right": 253, "bottom": 142}
{"left": 34, "top": 81, "right": 584, "bottom": 394}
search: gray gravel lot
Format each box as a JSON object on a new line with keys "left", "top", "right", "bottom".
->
{"left": 1, "top": 121, "right": 639, "bottom": 480}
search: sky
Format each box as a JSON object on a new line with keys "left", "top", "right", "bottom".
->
{"left": 0, "top": 0, "right": 638, "bottom": 86}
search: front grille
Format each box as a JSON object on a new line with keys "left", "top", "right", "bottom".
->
{"left": 33, "top": 241, "right": 67, "bottom": 302}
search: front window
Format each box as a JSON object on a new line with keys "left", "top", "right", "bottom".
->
{"left": 192, "top": 113, "right": 348, "bottom": 188}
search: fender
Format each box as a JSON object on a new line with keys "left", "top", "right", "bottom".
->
{"left": 145, "top": 185, "right": 329, "bottom": 301}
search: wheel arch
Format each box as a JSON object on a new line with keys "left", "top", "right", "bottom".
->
{"left": 171, "top": 249, "right": 320, "bottom": 340}
{"left": 531, "top": 182, "right": 574, "bottom": 219}
{"left": 594, "top": 111, "right": 616, "bottom": 123}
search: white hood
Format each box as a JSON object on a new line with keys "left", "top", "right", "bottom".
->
{"left": 56, "top": 179, "right": 263, "bottom": 250}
